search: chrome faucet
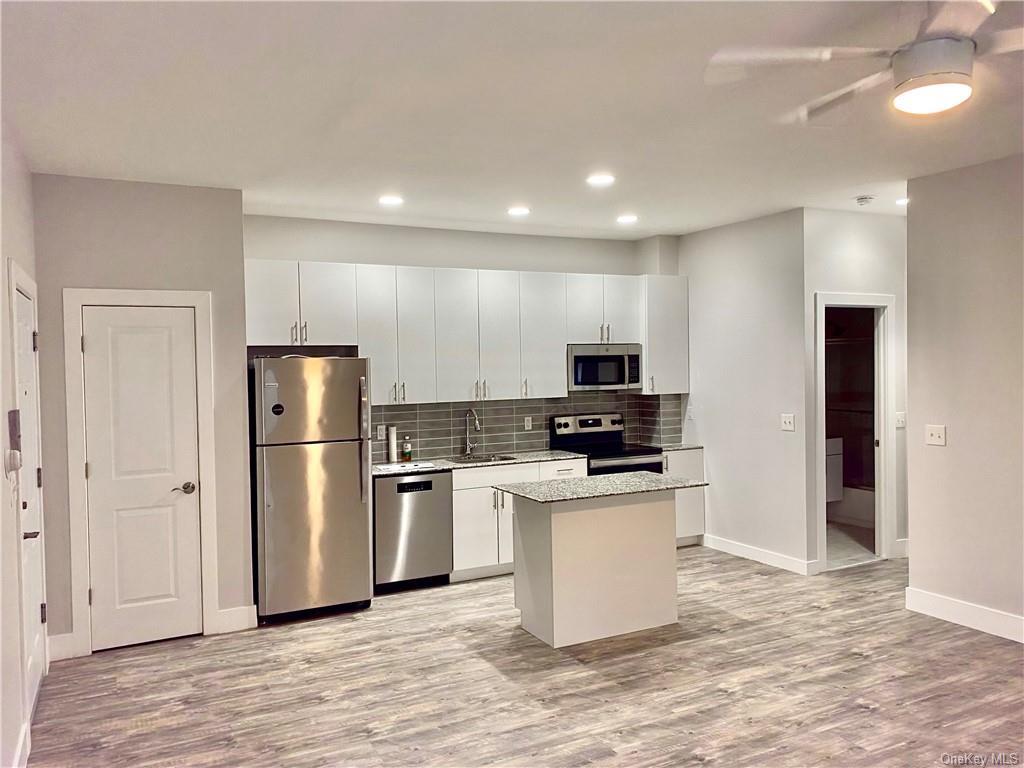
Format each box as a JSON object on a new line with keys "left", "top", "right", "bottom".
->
{"left": 464, "top": 408, "right": 481, "bottom": 456}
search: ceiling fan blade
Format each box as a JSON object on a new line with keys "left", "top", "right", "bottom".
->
{"left": 976, "top": 26, "right": 1024, "bottom": 55}
{"left": 708, "top": 45, "right": 893, "bottom": 68}
{"left": 780, "top": 69, "right": 893, "bottom": 125}
{"left": 918, "top": 0, "right": 996, "bottom": 39}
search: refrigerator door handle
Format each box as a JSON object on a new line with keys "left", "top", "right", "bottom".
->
{"left": 359, "top": 376, "right": 370, "bottom": 440}
{"left": 360, "top": 439, "right": 369, "bottom": 503}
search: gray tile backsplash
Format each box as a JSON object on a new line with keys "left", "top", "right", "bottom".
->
{"left": 371, "top": 392, "right": 684, "bottom": 463}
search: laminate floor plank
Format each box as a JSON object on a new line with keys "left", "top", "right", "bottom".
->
{"left": 28, "top": 547, "right": 1023, "bottom": 768}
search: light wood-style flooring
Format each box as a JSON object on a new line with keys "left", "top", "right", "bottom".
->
{"left": 29, "top": 548, "right": 1023, "bottom": 767}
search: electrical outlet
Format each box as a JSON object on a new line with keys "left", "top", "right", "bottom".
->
{"left": 524, "top": 416, "right": 533, "bottom": 431}
{"left": 780, "top": 413, "right": 796, "bottom": 432}
{"left": 895, "top": 412, "right": 906, "bottom": 429}
{"left": 925, "top": 424, "right": 946, "bottom": 446}
{"left": 376, "top": 424, "right": 386, "bottom": 440}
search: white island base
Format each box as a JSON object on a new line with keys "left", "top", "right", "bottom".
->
{"left": 511, "top": 490, "right": 679, "bottom": 648}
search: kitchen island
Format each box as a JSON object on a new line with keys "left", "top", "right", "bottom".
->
{"left": 494, "top": 471, "right": 708, "bottom": 648}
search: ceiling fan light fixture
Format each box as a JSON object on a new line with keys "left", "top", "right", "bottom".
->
{"left": 891, "top": 37, "right": 975, "bottom": 115}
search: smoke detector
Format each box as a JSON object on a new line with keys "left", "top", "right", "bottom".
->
{"left": 855, "top": 195, "right": 875, "bottom": 206}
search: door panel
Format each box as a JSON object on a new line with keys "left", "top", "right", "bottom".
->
{"left": 643, "top": 275, "right": 689, "bottom": 394}
{"left": 603, "top": 275, "right": 642, "bottom": 343}
{"left": 245, "top": 260, "right": 300, "bottom": 345}
{"left": 435, "top": 269, "right": 480, "bottom": 402}
{"left": 15, "top": 288, "right": 44, "bottom": 706}
{"left": 299, "top": 261, "right": 357, "bottom": 345}
{"left": 396, "top": 266, "right": 437, "bottom": 404}
{"left": 256, "top": 441, "right": 371, "bottom": 614}
{"left": 478, "top": 270, "right": 521, "bottom": 400}
{"left": 84, "top": 305, "right": 202, "bottom": 650}
{"left": 452, "top": 487, "right": 498, "bottom": 571}
{"left": 520, "top": 272, "right": 568, "bottom": 399}
{"left": 565, "top": 273, "right": 604, "bottom": 343}
{"left": 356, "top": 264, "right": 399, "bottom": 405}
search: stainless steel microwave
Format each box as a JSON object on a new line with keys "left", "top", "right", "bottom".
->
{"left": 567, "top": 344, "right": 642, "bottom": 391}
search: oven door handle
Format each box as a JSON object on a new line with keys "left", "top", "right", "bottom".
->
{"left": 589, "top": 454, "right": 664, "bottom": 468}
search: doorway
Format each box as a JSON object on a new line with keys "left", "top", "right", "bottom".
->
{"left": 824, "top": 307, "right": 878, "bottom": 569}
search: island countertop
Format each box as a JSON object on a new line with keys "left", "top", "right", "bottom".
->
{"left": 494, "top": 471, "right": 708, "bottom": 504}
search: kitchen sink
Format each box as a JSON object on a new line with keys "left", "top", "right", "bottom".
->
{"left": 448, "top": 454, "right": 517, "bottom": 464}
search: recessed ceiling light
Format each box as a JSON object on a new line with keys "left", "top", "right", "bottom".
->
{"left": 895, "top": 197, "right": 910, "bottom": 206}
{"left": 586, "top": 172, "right": 616, "bottom": 188}
{"left": 616, "top": 213, "right": 638, "bottom": 225}
{"left": 508, "top": 206, "right": 530, "bottom": 217}
{"left": 379, "top": 194, "right": 404, "bottom": 207}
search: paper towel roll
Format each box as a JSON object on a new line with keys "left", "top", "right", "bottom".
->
{"left": 387, "top": 426, "right": 399, "bottom": 463}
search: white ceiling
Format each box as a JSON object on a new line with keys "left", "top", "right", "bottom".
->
{"left": 3, "top": 2, "right": 1021, "bottom": 239}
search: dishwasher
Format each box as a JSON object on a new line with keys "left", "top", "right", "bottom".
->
{"left": 374, "top": 470, "right": 453, "bottom": 587}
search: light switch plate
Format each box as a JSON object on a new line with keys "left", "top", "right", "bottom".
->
{"left": 895, "top": 412, "right": 906, "bottom": 429}
{"left": 524, "top": 416, "right": 533, "bottom": 431}
{"left": 376, "top": 424, "right": 386, "bottom": 440}
{"left": 926, "top": 424, "right": 946, "bottom": 446}
{"left": 780, "top": 413, "right": 796, "bottom": 432}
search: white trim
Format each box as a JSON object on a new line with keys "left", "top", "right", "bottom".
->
{"left": 205, "top": 605, "right": 258, "bottom": 635}
{"left": 11, "top": 718, "right": 30, "bottom": 768}
{"left": 676, "top": 534, "right": 703, "bottom": 547}
{"left": 891, "top": 537, "right": 908, "bottom": 559}
{"left": 814, "top": 293, "right": 899, "bottom": 570}
{"left": 703, "top": 534, "right": 815, "bottom": 575}
{"left": 46, "top": 632, "right": 82, "bottom": 662}
{"left": 62, "top": 288, "right": 223, "bottom": 655}
{"left": 450, "top": 563, "right": 513, "bottom": 583}
{"left": 906, "top": 587, "right": 1024, "bottom": 643}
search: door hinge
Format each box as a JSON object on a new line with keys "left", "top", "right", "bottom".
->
{"left": 81, "top": 335, "right": 85, "bottom": 353}
{"left": 36, "top": 466, "right": 42, "bottom": 488}
{"left": 874, "top": 439, "right": 880, "bottom": 447}
{"left": 32, "top": 331, "right": 39, "bottom": 352}
{"left": 88, "top": 588, "right": 93, "bottom": 606}
{"left": 40, "top": 602, "right": 46, "bottom": 624}
{"left": 84, "top": 462, "right": 90, "bottom": 479}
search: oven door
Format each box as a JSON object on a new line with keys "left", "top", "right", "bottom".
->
{"left": 588, "top": 454, "right": 666, "bottom": 476}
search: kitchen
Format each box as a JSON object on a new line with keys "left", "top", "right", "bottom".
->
{"left": 247, "top": 262, "right": 709, "bottom": 647}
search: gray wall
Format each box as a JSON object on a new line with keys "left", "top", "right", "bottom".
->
{"left": 1, "top": 127, "right": 36, "bottom": 768}
{"left": 906, "top": 155, "right": 1023, "bottom": 618}
{"left": 679, "top": 209, "right": 810, "bottom": 561}
{"left": 32, "top": 175, "right": 250, "bottom": 634}
{"left": 244, "top": 215, "right": 641, "bottom": 274}
{"left": 803, "top": 209, "right": 908, "bottom": 559}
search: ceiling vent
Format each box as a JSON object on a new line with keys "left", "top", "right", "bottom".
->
{"left": 855, "top": 195, "right": 875, "bottom": 206}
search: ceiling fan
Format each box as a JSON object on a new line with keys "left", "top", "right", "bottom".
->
{"left": 705, "top": 0, "right": 1024, "bottom": 123}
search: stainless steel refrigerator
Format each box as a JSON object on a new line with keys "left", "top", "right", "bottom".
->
{"left": 252, "top": 356, "right": 371, "bottom": 617}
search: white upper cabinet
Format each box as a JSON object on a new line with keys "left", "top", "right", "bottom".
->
{"left": 603, "top": 275, "right": 642, "bottom": 343}
{"left": 435, "top": 268, "right": 481, "bottom": 402}
{"left": 245, "top": 260, "right": 300, "bottom": 345}
{"left": 519, "top": 271, "right": 567, "bottom": 399}
{"left": 356, "top": 264, "right": 399, "bottom": 405}
{"left": 396, "top": 266, "right": 437, "bottom": 404}
{"left": 478, "top": 270, "right": 521, "bottom": 400}
{"left": 298, "top": 261, "right": 357, "bottom": 345}
{"left": 565, "top": 273, "right": 604, "bottom": 343}
{"left": 642, "top": 275, "right": 689, "bottom": 395}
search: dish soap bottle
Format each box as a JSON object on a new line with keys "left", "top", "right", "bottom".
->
{"left": 401, "top": 435, "right": 413, "bottom": 463}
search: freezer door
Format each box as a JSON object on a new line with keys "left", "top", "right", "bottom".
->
{"left": 256, "top": 441, "right": 371, "bottom": 615}
{"left": 255, "top": 357, "right": 369, "bottom": 445}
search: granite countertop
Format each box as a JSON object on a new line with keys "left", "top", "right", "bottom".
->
{"left": 494, "top": 471, "right": 709, "bottom": 504}
{"left": 653, "top": 441, "right": 703, "bottom": 451}
{"left": 372, "top": 450, "right": 586, "bottom": 477}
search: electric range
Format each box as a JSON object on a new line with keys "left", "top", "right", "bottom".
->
{"left": 548, "top": 412, "right": 666, "bottom": 475}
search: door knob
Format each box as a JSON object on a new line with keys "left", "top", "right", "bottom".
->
{"left": 173, "top": 481, "right": 196, "bottom": 495}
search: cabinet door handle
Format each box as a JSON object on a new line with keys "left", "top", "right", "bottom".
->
{"left": 493, "top": 489, "right": 498, "bottom": 509}
{"left": 483, "top": 379, "right": 488, "bottom": 399}
{"left": 301, "top": 321, "right": 309, "bottom": 344}
{"left": 556, "top": 468, "right": 573, "bottom": 475}
{"left": 500, "top": 491, "right": 505, "bottom": 510}
{"left": 650, "top": 375, "right": 655, "bottom": 392}
{"left": 600, "top": 323, "right": 605, "bottom": 343}
{"left": 290, "top": 322, "right": 298, "bottom": 344}
{"left": 607, "top": 323, "right": 612, "bottom": 342}
{"left": 523, "top": 378, "right": 528, "bottom": 398}
{"left": 401, "top": 382, "right": 406, "bottom": 403}
{"left": 392, "top": 382, "right": 398, "bottom": 404}
{"left": 475, "top": 380, "right": 480, "bottom": 400}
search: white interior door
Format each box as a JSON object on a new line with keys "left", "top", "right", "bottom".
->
{"left": 603, "top": 275, "right": 642, "bottom": 343}
{"left": 520, "top": 271, "right": 567, "bottom": 399}
{"left": 435, "top": 268, "right": 481, "bottom": 402}
{"left": 565, "top": 273, "right": 604, "bottom": 343}
{"left": 299, "top": 261, "right": 357, "bottom": 345}
{"left": 244, "top": 260, "right": 300, "bottom": 345}
{"left": 83, "top": 305, "right": 202, "bottom": 650}
{"left": 14, "top": 288, "right": 45, "bottom": 708}
{"left": 355, "top": 264, "right": 399, "bottom": 405}
{"left": 396, "top": 266, "right": 437, "bottom": 404}
{"left": 478, "top": 270, "right": 521, "bottom": 400}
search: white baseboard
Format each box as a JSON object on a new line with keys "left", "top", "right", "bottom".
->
{"left": 451, "top": 563, "right": 513, "bottom": 583}
{"left": 47, "top": 631, "right": 88, "bottom": 662}
{"left": 11, "top": 717, "right": 30, "bottom": 768}
{"left": 906, "top": 587, "right": 1023, "bottom": 643}
{"left": 676, "top": 534, "right": 703, "bottom": 547}
{"left": 703, "top": 534, "right": 814, "bottom": 575}
{"left": 891, "top": 537, "right": 908, "bottom": 558}
{"left": 205, "top": 605, "right": 257, "bottom": 635}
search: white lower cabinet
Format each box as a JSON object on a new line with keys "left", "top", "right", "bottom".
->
{"left": 451, "top": 459, "right": 585, "bottom": 579}
{"left": 665, "top": 448, "right": 705, "bottom": 540}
